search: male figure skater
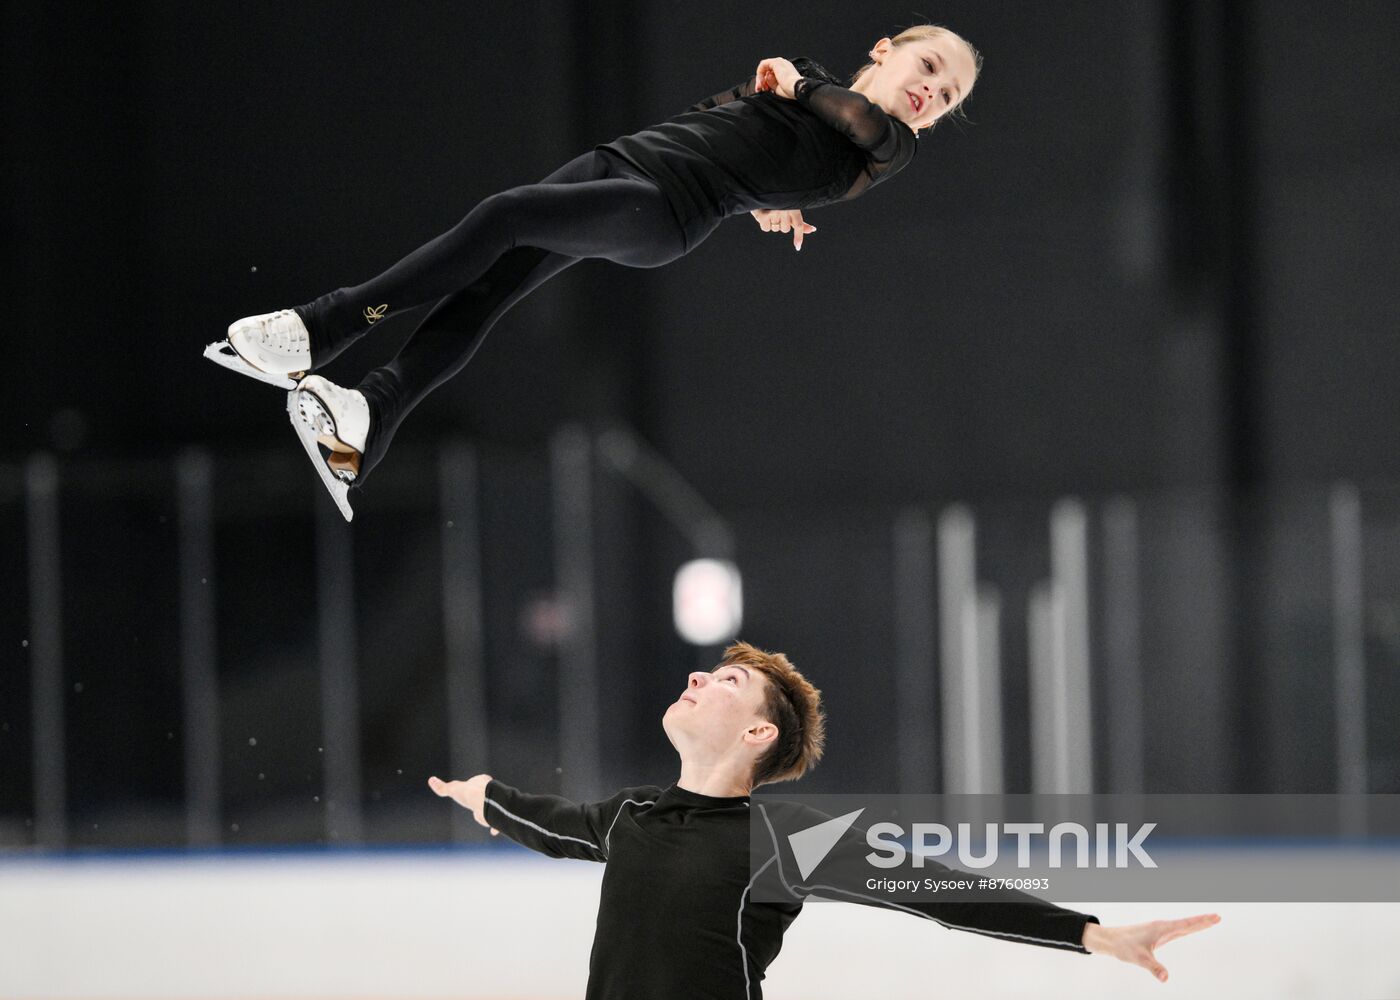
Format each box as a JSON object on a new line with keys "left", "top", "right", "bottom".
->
{"left": 430, "top": 642, "right": 1218, "bottom": 998}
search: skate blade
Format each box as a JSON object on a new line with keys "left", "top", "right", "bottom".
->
{"left": 287, "top": 389, "right": 356, "bottom": 522}
{"left": 204, "top": 340, "right": 300, "bottom": 389}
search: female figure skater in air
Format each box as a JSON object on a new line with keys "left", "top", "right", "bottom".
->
{"left": 207, "top": 24, "right": 980, "bottom": 520}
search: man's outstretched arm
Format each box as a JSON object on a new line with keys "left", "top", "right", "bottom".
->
{"left": 429, "top": 774, "right": 652, "bottom": 863}
{"left": 757, "top": 802, "right": 1096, "bottom": 953}
{"left": 757, "top": 803, "right": 1220, "bottom": 982}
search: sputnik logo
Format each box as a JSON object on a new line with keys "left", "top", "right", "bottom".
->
{"left": 788, "top": 809, "right": 864, "bottom": 880}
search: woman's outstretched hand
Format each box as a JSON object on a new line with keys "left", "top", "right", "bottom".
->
{"left": 1082, "top": 913, "right": 1221, "bottom": 983}
{"left": 754, "top": 57, "right": 801, "bottom": 99}
{"left": 750, "top": 209, "right": 816, "bottom": 251}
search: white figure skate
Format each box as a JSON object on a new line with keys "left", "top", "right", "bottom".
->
{"left": 205, "top": 309, "right": 312, "bottom": 389}
{"left": 287, "top": 375, "right": 370, "bottom": 523}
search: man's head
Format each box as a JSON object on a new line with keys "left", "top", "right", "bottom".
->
{"left": 662, "top": 641, "right": 825, "bottom": 790}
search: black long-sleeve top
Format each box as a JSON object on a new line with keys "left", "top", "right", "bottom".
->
{"left": 484, "top": 779, "right": 1098, "bottom": 1000}
{"left": 596, "top": 57, "right": 917, "bottom": 250}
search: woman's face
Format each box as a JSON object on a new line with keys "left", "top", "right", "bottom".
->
{"left": 866, "top": 35, "right": 977, "bottom": 130}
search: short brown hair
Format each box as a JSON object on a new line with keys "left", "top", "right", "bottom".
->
{"left": 719, "top": 641, "right": 826, "bottom": 787}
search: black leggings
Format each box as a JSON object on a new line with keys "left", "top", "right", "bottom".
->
{"left": 295, "top": 149, "right": 710, "bottom": 484}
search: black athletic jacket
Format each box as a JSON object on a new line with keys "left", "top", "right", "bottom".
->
{"left": 485, "top": 779, "right": 1098, "bottom": 1000}
{"left": 597, "top": 57, "right": 918, "bottom": 249}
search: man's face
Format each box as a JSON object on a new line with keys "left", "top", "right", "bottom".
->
{"left": 662, "top": 663, "right": 770, "bottom": 753}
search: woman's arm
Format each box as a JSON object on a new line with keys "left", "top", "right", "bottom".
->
{"left": 755, "top": 56, "right": 901, "bottom": 162}
{"left": 794, "top": 80, "right": 900, "bottom": 161}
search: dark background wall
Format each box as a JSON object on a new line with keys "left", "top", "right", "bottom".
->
{"left": 4, "top": 1, "right": 1399, "bottom": 846}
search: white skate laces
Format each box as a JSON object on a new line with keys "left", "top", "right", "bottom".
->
{"left": 204, "top": 309, "right": 313, "bottom": 389}
{"left": 228, "top": 309, "right": 312, "bottom": 375}
{"left": 287, "top": 375, "right": 370, "bottom": 522}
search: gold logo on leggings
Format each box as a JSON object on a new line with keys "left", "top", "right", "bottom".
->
{"left": 364, "top": 303, "right": 388, "bottom": 323}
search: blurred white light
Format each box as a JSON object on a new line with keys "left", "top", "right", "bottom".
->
{"left": 673, "top": 559, "right": 743, "bottom": 645}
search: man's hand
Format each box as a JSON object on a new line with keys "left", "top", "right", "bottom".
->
{"left": 753, "top": 57, "right": 801, "bottom": 99}
{"left": 750, "top": 209, "right": 816, "bottom": 251}
{"left": 428, "top": 774, "right": 498, "bottom": 835}
{"left": 1082, "top": 913, "right": 1221, "bottom": 983}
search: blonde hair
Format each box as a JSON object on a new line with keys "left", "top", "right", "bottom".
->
{"left": 720, "top": 641, "right": 826, "bottom": 787}
{"left": 852, "top": 24, "right": 983, "bottom": 124}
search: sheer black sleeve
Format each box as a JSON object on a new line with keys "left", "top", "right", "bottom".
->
{"left": 793, "top": 77, "right": 916, "bottom": 200}
{"left": 793, "top": 78, "right": 901, "bottom": 161}
{"left": 687, "top": 75, "right": 757, "bottom": 113}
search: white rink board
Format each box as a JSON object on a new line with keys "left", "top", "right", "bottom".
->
{"left": 1, "top": 850, "right": 1397, "bottom": 1000}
